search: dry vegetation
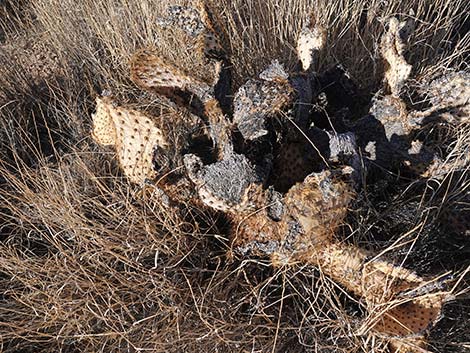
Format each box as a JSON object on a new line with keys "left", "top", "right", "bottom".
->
{"left": 0, "top": 0, "right": 469, "bottom": 352}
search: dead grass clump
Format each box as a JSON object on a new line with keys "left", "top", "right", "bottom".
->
{"left": 0, "top": 154, "right": 205, "bottom": 352}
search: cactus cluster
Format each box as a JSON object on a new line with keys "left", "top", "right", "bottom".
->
{"left": 91, "top": 2, "right": 469, "bottom": 352}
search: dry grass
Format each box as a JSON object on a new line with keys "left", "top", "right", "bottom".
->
{"left": 0, "top": 0, "right": 469, "bottom": 352}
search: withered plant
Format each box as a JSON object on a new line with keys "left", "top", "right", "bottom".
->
{"left": 1, "top": 1, "right": 469, "bottom": 352}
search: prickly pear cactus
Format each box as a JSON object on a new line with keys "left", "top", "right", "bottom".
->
{"left": 91, "top": 3, "right": 469, "bottom": 352}
{"left": 91, "top": 96, "right": 168, "bottom": 183}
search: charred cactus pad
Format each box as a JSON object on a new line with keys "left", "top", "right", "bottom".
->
{"left": 233, "top": 77, "right": 294, "bottom": 141}
{"left": 184, "top": 152, "right": 264, "bottom": 212}
{"left": 89, "top": 4, "right": 470, "bottom": 352}
{"left": 156, "top": 5, "right": 206, "bottom": 37}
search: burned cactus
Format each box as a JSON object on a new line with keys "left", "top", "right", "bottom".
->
{"left": 90, "top": 4, "right": 468, "bottom": 352}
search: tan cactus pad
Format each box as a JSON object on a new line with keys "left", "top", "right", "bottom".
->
{"left": 91, "top": 97, "right": 167, "bottom": 184}
{"left": 373, "top": 294, "right": 445, "bottom": 347}
{"left": 297, "top": 13, "right": 327, "bottom": 71}
{"left": 380, "top": 17, "right": 414, "bottom": 96}
{"left": 130, "top": 50, "right": 192, "bottom": 89}
{"left": 130, "top": 49, "right": 212, "bottom": 100}
{"left": 305, "top": 241, "right": 425, "bottom": 301}
{"left": 303, "top": 241, "right": 446, "bottom": 353}
{"left": 91, "top": 97, "right": 117, "bottom": 146}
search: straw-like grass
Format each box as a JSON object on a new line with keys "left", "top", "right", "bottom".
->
{"left": 0, "top": 0, "right": 469, "bottom": 352}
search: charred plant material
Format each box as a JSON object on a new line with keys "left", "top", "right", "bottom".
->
{"left": 413, "top": 70, "right": 470, "bottom": 125}
{"left": 233, "top": 63, "right": 295, "bottom": 141}
{"left": 90, "top": 5, "right": 468, "bottom": 352}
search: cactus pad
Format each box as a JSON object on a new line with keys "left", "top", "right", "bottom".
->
{"left": 381, "top": 17, "right": 414, "bottom": 96}
{"left": 91, "top": 97, "right": 167, "bottom": 183}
